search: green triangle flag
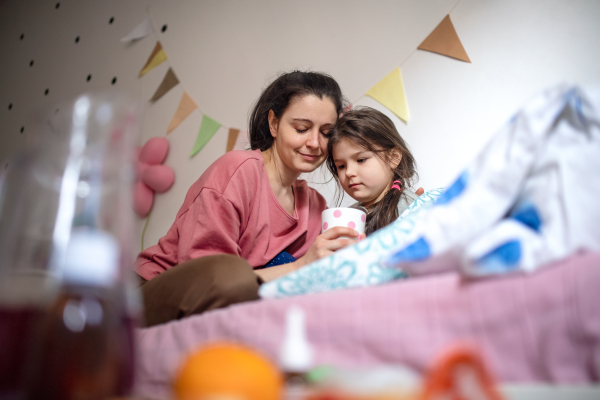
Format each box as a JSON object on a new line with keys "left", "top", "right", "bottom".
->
{"left": 366, "top": 67, "right": 409, "bottom": 123}
{"left": 190, "top": 115, "right": 221, "bottom": 157}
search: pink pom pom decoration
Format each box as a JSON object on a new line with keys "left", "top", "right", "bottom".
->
{"left": 133, "top": 181, "right": 154, "bottom": 218}
{"left": 142, "top": 165, "right": 175, "bottom": 193}
{"left": 134, "top": 137, "right": 175, "bottom": 218}
{"left": 140, "top": 137, "right": 169, "bottom": 165}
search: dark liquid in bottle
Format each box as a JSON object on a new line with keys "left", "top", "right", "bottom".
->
{"left": 24, "top": 287, "right": 134, "bottom": 400}
{"left": 0, "top": 307, "right": 40, "bottom": 399}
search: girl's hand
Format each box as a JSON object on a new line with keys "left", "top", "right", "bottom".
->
{"left": 295, "top": 226, "right": 363, "bottom": 268}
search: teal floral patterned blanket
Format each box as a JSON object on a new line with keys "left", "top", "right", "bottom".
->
{"left": 259, "top": 188, "right": 444, "bottom": 299}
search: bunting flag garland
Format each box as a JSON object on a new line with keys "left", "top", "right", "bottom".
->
{"left": 150, "top": 68, "right": 180, "bottom": 102}
{"left": 121, "top": 16, "right": 155, "bottom": 42}
{"left": 366, "top": 67, "right": 410, "bottom": 123}
{"left": 418, "top": 15, "right": 471, "bottom": 63}
{"left": 226, "top": 128, "right": 240, "bottom": 152}
{"left": 167, "top": 92, "right": 197, "bottom": 134}
{"left": 132, "top": 4, "right": 471, "bottom": 161}
{"left": 129, "top": 3, "right": 473, "bottom": 227}
{"left": 191, "top": 115, "right": 222, "bottom": 157}
{"left": 139, "top": 41, "right": 168, "bottom": 77}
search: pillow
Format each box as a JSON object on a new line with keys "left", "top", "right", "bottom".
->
{"left": 259, "top": 188, "right": 445, "bottom": 299}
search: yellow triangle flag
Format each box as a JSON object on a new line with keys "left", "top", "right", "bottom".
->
{"left": 366, "top": 68, "right": 409, "bottom": 123}
{"left": 167, "top": 92, "right": 197, "bottom": 134}
{"left": 139, "top": 41, "right": 168, "bottom": 77}
{"left": 418, "top": 15, "right": 471, "bottom": 63}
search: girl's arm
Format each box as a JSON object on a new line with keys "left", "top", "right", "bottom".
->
{"left": 254, "top": 226, "right": 365, "bottom": 282}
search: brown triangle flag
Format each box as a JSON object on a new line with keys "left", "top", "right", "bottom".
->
{"left": 226, "top": 128, "right": 240, "bottom": 152}
{"left": 150, "top": 68, "right": 179, "bottom": 102}
{"left": 167, "top": 92, "right": 197, "bottom": 134}
{"left": 418, "top": 15, "right": 471, "bottom": 63}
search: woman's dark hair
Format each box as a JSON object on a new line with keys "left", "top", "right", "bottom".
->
{"left": 249, "top": 71, "right": 345, "bottom": 151}
{"left": 326, "top": 106, "right": 418, "bottom": 235}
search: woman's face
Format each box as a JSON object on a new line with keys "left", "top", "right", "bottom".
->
{"left": 269, "top": 94, "right": 337, "bottom": 175}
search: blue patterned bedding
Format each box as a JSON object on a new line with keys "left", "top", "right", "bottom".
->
{"left": 259, "top": 188, "right": 444, "bottom": 299}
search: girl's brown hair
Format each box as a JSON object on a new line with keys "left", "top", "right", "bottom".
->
{"left": 326, "top": 107, "right": 418, "bottom": 235}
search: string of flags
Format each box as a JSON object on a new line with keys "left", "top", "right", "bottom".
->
{"left": 122, "top": 9, "right": 470, "bottom": 156}
{"left": 365, "top": 14, "right": 470, "bottom": 124}
{"left": 122, "top": 8, "right": 470, "bottom": 227}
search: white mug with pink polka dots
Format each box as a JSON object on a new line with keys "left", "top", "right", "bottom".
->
{"left": 321, "top": 207, "right": 366, "bottom": 236}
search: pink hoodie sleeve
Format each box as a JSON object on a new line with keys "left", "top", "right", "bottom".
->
{"left": 134, "top": 187, "right": 243, "bottom": 280}
{"left": 182, "top": 187, "right": 242, "bottom": 261}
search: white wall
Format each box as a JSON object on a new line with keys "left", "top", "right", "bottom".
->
{"left": 1, "top": 0, "right": 599, "bottom": 254}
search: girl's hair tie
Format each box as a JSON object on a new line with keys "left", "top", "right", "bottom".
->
{"left": 391, "top": 180, "right": 402, "bottom": 190}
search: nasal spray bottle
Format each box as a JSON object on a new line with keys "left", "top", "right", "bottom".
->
{"left": 279, "top": 305, "right": 314, "bottom": 390}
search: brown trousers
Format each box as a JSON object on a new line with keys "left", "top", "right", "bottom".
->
{"left": 139, "top": 254, "right": 263, "bottom": 327}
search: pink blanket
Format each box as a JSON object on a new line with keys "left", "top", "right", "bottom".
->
{"left": 134, "top": 252, "right": 600, "bottom": 399}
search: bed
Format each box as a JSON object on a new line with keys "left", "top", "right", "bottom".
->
{"left": 134, "top": 85, "right": 600, "bottom": 399}
{"left": 133, "top": 250, "right": 600, "bottom": 399}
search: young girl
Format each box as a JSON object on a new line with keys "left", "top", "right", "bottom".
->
{"left": 326, "top": 106, "right": 420, "bottom": 235}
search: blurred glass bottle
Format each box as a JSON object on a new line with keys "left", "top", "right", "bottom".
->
{"left": 0, "top": 93, "right": 140, "bottom": 400}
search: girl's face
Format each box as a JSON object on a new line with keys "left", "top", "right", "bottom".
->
{"left": 269, "top": 94, "right": 337, "bottom": 175}
{"left": 332, "top": 137, "right": 399, "bottom": 207}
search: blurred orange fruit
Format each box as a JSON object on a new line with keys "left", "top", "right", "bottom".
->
{"left": 172, "top": 341, "right": 284, "bottom": 400}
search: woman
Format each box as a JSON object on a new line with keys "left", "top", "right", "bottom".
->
{"left": 136, "top": 71, "right": 361, "bottom": 326}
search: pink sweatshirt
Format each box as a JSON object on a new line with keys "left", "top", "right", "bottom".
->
{"left": 135, "top": 149, "right": 327, "bottom": 280}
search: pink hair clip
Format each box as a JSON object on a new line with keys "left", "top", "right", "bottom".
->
{"left": 391, "top": 180, "right": 403, "bottom": 190}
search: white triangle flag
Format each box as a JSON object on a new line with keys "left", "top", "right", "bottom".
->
{"left": 233, "top": 130, "right": 250, "bottom": 151}
{"left": 121, "top": 16, "right": 155, "bottom": 42}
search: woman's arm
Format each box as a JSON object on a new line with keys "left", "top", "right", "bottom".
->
{"left": 184, "top": 188, "right": 243, "bottom": 261}
{"left": 254, "top": 262, "right": 299, "bottom": 282}
{"left": 254, "top": 226, "right": 365, "bottom": 282}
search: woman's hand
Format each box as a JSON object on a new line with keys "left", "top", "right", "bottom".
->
{"left": 255, "top": 227, "right": 365, "bottom": 283}
{"left": 295, "top": 226, "right": 364, "bottom": 268}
